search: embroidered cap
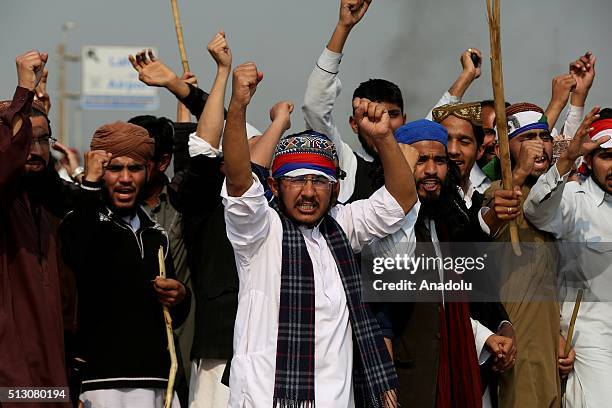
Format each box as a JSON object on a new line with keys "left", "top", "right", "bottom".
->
{"left": 432, "top": 102, "right": 482, "bottom": 127}
{"left": 271, "top": 130, "right": 340, "bottom": 182}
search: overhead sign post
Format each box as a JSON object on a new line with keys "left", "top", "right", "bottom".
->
{"left": 81, "top": 45, "right": 159, "bottom": 110}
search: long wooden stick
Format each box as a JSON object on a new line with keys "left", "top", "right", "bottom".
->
{"left": 486, "top": 0, "right": 521, "bottom": 256}
{"left": 170, "top": 0, "right": 190, "bottom": 73}
{"left": 564, "top": 289, "right": 583, "bottom": 357}
{"left": 158, "top": 247, "right": 178, "bottom": 408}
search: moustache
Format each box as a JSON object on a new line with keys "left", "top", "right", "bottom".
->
{"left": 295, "top": 199, "right": 319, "bottom": 207}
{"left": 26, "top": 155, "right": 46, "bottom": 165}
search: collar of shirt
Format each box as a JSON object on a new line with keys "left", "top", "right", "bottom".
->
{"left": 145, "top": 179, "right": 170, "bottom": 214}
{"left": 458, "top": 180, "right": 476, "bottom": 209}
{"left": 469, "top": 164, "right": 491, "bottom": 192}
{"left": 121, "top": 212, "right": 141, "bottom": 232}
{"left": 579, "top": 176, "right": 607, "bottom": 207}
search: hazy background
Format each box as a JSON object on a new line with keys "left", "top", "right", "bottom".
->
{"left": 2, "top": 0, "right": 611, "bottom": 153}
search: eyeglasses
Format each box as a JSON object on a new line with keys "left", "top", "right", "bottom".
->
{"left": 31, "top": 135, "right": 56, "bottom": 147}
{"left": 279, "top": 175, "right": 335, "bottom": 190}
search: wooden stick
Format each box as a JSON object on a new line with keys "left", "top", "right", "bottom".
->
{"left": 170, "top": 0, "right": 190, "bottom": 73}
{"left": 564, "top": 289, "right": 583, "bottom": 357}
{"left": 486, "top": 0, "right": 521, "bottom": 256}
{"left": 158, "top": 247, "right": 178, "bottom": 408}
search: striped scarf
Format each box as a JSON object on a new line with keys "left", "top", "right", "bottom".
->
{"left": 273, "top": 206, "right": 398, "bottom": 407}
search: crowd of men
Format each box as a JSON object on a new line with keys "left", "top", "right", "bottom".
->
{"left": 1, "top": 0, "right": 611, "bottom": 407}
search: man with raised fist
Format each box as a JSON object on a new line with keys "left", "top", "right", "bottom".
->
{"left": 59, "top": 121, "right": 190, "bottom": 407}
{"left": 219, "top": 61, "right": 417, "bottom": 407}
{"left": 0, "top": 50, "right": 72, "bottom": 405}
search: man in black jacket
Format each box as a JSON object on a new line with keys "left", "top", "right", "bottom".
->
{"left": 60, "top": 121, "right": 190, "bottom": 407}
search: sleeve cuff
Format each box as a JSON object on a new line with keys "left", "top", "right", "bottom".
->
{"left": 0, "top": 86, "right": 34, "bottom": 124}
{"left": 548, "top": 163, "right": 570, "bottom": 186}
{"left": 188, "top": 132, "right": 223, "bottom": 158}
{"left": 317, "top": 47, "right": 343, "bottom": 74}
{"left": 221, "top": 173, "right": 262, "bottom": 200}
{"left": 567, "top": 104, "right": 585, "bottom": 117}
{"left": 446, "top": 91, "right": 460, "bottom": 104}
{"left": 473, "top": 319, "right": 494, "bottom": 365}
{"left": 478, "top": 207, "right": 492, "bottom": 235}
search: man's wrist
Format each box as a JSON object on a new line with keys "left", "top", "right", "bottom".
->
{"left": 556, "top": 155, "right": 575, "bottom": 176}
{"left": 167, "top": 76, "right": 189, "bottom": 98}
{"left": 570, "top": 91, "right": 588, "bottom": 107}
{"left": 217, "top": 66, "right": 231, "bottom": 77}
{"left": 512, "top": 169, "right": 529, "bottom": 187}
{"left": 335, "top": 22, "right": 354, "bottom": 33}
{"left": 372, "top": 132, "right": 397, "bottom": 149}
{"left": 548, "top": 100, "right": 567, "bottom": 112}
{"left": 81, "top": 177, "right": 103, "bottom": 190}
{"left": 460, "top": 69, "right": 477, "bottom": 82}
{"left": 228, "top": 98, "right": 248, "bottom": 112}
{"left": 17, "top": 80, "right": 36, "bottom": 91}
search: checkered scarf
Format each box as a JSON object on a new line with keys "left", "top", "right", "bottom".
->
{"left": 273, "top": 206, "right": 398, "bottom": 407}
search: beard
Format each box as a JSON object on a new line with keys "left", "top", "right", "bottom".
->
{"left": 416, "top": 161, "right": 472, "bottom": 237}
{"left": 591, "top": 172, "right": 612, "bottom": 195}
{"left": 418, "top": 176, "right": 457, "bottom": 219}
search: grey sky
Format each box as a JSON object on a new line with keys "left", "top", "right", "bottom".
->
{"left": 2, "top": 0, "right": 610, "bottom": 153}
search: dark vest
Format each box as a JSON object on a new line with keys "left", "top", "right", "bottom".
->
{"left": 346, "top": 153, "right": 384, "bottom": 203}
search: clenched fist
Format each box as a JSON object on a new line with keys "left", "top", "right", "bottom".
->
{"left": 270, "top": 101, "right": 294, "bottom": 132}
{"left": 230, "top": 62, "right": 263, "bottom": 108}
{"left": 16, "top": 50, "right": 48, "bottom": 91}
{"left": 83, "top": 150, "right": 112, "bottom": 183}
{"left": 207, "top": 30, "right": 232, "bottom": 70}
{"left": 353, "top": 97, "right": 393, "bottom": 141}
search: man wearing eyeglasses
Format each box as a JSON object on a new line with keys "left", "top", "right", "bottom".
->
{"left": 0, "top": 50, "right": 77, "bottom": 406}
{"left": 219, "top": 62, "right": 418, "bottom": 408}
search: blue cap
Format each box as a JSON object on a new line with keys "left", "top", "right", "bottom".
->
{"left": 394, "top": 119, "right": 448, "bottom": 148}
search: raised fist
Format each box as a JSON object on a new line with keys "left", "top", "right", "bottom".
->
{"left": 338, "top": 0, "right": 372, "bottom": 29}
{"left": 514, "top": 138, "right": 547, "bottom": 181}
{"left": 231, "top": 62, "right": 263, "bottom": 108}
{"left": 16, "top": 50, "right": 48, "bottom": 91}
{"left": 353, "top": 97, "right": 392, "bottom": 141}
{"left": 460, "top": 48, "right": 482, "bottom": 80}
{"left": 207, "top": 30, "right": 232, "bottom": 70}
{"left": 550, "top": 73, "right": 576, "bottom": 108}
{"left": 270, "top": 101, "right": 294, "bottom": 132}
{"left": 83, "top": 150, "right": 112, "bottom": 183}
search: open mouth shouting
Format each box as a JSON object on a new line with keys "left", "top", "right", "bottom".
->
{"left": 114, "top": 186, "right": 136, "bottom": 202}
{"left": 296, "top": 200, "right": 319, "bottom": 215}
{"left": 418, "top": 178, "right": 441, "bottom": 192}
{"left": 533, "top": 154, "right": 550, "bottom": 171}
